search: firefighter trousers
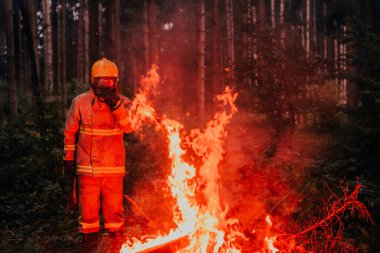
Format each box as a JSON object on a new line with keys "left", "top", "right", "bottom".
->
{"left": 78, "top": 176, "right": 125, "bottom": 233}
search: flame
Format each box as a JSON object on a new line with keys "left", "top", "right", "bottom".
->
{"left": 119, "top": 65, "right": 371, "bottom": 253}
{"left": 263, "top": 215, "right": 279, "bottom": 253}
{"left": 121, "top": 66, "right": 244, "bottom": 252}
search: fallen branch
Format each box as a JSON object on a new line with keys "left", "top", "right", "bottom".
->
{"left": 124, "top": 194, "right": 160, "bottom": 229}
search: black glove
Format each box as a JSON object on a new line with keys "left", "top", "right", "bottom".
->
{"left": 64, "top": 160, "right": 76, "bottom": 178}
{"left": 99, "top": 89, "right": 121, "bottom": 111}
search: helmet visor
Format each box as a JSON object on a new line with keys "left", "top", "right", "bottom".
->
{"left": 94, "top": 77, "right": 118, "bottom": 89}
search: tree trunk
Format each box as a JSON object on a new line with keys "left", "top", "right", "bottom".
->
{"left": 105, "top": 0, "right": 119, "bottom": 63}
{"left": 13, "top": 2, "right": 24, "bottom": 96}
{"left": 148, "top": 0, "right": 158, "bottom": 66}
{"left": 306, "top": 0, "right": 310, "bottom": 59}
{"left": 83, "top": 0, "right": 90, "bottom": 84}
{"left": 271, "top": 0, "right": 275, "bottom": 28}
{"left": 142, "top": 0, "right": 149, "bottom": 72}
{"left": 5, "top": 0, "right": 17, "bottom": 121}
{"left": 225, "top": 0, "right": 235, "bottom": 80}
{"left": 323, "top": 1, "right": 327, "bottom": 60}
{"left": 52, "top": 0, "right": 59, "bottom": 92}
{"left": 28, "top": 0, "right": 39, "bottom": 77}
{"left": 280, "top": 0, "right": 285, "bottom": 44}
{"left": 256, "top": 0, "right": 266, "bottom": 25}
{"left": 197, "top": 0, "right": 206, "bottom": 119}
{"left": 242, "top": 0, "right": 249, "bottom": 64}
{"left": 114, "top": 0, "right": 121, "bottom": 77}
{"left": 17, "top": 0, "right": 43, "bottom": 111}
{"left": 312, "top": 0, "right": 317, "bottom": 57}
{"left": 77, "top": 1, "right": 84, "bottom": 83}
{"left": 42, "top": 0, "right": 53, "bottom": 94}
{"left": 59, "top": 0, "right": 67, "bottom": 115}
{"left": 211, "top": 0, "right": 221, "bottom": 99}
{"left": 89, "top": 0, "right": 100, "bottom": 66}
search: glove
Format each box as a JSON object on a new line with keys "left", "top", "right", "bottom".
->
{"left": 64, "top": 160, "right": 76, "bottom": 178}
{"left": 99, "top": 89, "right": 121, "bottom": 111}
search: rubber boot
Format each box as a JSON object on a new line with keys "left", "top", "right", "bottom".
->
{"left": 83, "top": 232, "right": 98, "bottom": 253}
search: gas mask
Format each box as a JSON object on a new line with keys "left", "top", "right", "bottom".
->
{"left": 92, "top": 77, "right": 118, "bottom": 102}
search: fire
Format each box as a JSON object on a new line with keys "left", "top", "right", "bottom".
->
{"left": 121, "top": 66, "right": 244, "bottom": 252}
{"left": 119, "top": 65, "right": 372, "bottom": 253}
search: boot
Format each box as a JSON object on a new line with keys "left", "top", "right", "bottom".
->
{"left": 83, "top": 232, "right": 98, "bottom": 253}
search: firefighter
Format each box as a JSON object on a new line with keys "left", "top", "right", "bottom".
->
{"left": 63, "top": 57, "right": 133, "bottom": 250}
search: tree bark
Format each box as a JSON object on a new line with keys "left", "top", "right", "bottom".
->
{"left": 89, "top": 0, "right": 100, "bottom": 66}
{"left": 59, "top": 0, "right": 67, "bottom": 115}
{"left": 306, "top": 0, "right": 310, "bottom": 59}
{"left": 114, "top": 0, "right": 121, "bottom": 77}
{"left": 148, "top": 0, "right": 159, "bottom": 66}
{"left": 13, "top": 2, "right": 24, "bottom": 96}
{"left": 77, "top": 1, "right": 84, "bottom": 83}
{"left": 142, "top": 0, "right": 149, "bottom": 72}
{"left": 28, "top": 0, "right": 39, "bottom": 77}
{"left": 256, "top": 0, "right": 266, "bottom": 25}
{"left": 42, "top": 0, "right": 53, "bottom": 94}
{"left": 83, "top": 0, "right": 90, "bottom": 84}
{"left": 17, "top": 0, "right": 43, "bottom": 110}
{"left": 271, "top": 0, "right": 275, "bottom": 28}
{"left": 105, "top": 0, "right": 117, "bottom": 62}
{"left": 323, "top": 1, "right": 327, "bottom": 60}
{"left": 225, "top": 0, "right": 235, "bottom": 80}
{"left": 197, "top": 0, "right": 206, "bottom": 119}
{"left": 52, "top": 0, "right": 59, "bottom": 92}
{"left": 211, "top": 0, "right": 222, "bottom": 98}
{"left": 280, "top": 0, "right": 285, "bottom": 44}
{"left": 5, "top": 0, "right": 17, "bottom": 121}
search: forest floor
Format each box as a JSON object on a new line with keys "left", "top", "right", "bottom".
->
{"left": 0, "top": 112, "right": 379, "bottom": 253}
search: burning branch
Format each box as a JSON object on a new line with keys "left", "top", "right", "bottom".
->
{"left": 282, "top": 181, "right": 374, "bottom": 252}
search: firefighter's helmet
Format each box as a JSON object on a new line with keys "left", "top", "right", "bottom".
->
{"left": 91, "top": 57, "right": 118, "bottom": 83}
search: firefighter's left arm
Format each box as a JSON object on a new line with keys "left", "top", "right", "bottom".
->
{"left": 112, "top": 96, "right": 134, "bottom": 133}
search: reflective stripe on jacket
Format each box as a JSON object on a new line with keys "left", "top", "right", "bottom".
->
{"left": 63, "top": 90, "right": 133, "bottom": 176}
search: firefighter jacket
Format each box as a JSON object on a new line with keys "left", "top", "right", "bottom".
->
{"left": 63, "top": 89, "right": 134, "bottom": 177}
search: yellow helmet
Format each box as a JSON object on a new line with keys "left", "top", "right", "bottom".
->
{"left": 91, "top": 57, "right": 118, "bottom": 83}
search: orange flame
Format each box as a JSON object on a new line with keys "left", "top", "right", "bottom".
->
{"left": 119, "top": 65, "right": 372, "bottom": 253}
{"left": 121, "top": 66, "right": 244, "bottom": 252}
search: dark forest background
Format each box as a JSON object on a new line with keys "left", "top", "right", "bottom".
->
{"left": 0, "top": 0, "right": 380, "bottom": 252}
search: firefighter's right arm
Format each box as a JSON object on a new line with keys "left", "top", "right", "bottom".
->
{"left": 63, "top": 98, "right": 80, "bottom": 162}
{"left": 112, "top": 96, "right": 134, "bottom": 133}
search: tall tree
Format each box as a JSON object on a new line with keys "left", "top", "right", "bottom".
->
{"left": 17, "top": 0, "right": 43, "bottom": 112}
{"left": 256, "top": 0, "right": 266, "bottom": 25}
{"left": 59, "top": 0, "right": 67, "bottom": 114}
{"left": 28, "top": 0, "right": 39, "bottom": 77}
{"left": 197, "top": 0, "right": 206, "bottom": 119}
{"left": 306, "top": 0, "right": 311, "bottom": 59}
{"left": 13, "top": 2, "right": 25, "bottom": 95}
{"left": 271, "top": 0, "right": 275, "bottom": 28}
{"left": 211, "top": 0, "right": 222, "bottom": 98}
{"left": 4, "top": 0, "right": 17, "bottom": 121}
{"left": 148, "top": 0, "right": 159, "bottom": 66}
{"left": 76, "top": 1, "right": 84, "bottom": 83}
{"left": 89, "top": 0, "right": 100, "bottom": 66}
{"left": 42, "top": 0, "right": 53, "bottom": 93}
{"left": 52, "top": 0, "right": 60, "bottom": 92}
{"left": 142, "top": 0, "right": 149, "bottom": 72}
{"left": 225, "top": 0, "right": 235, "bottom": 80}
{"left": 83, "top": 0, "right": 90, "bottom": 84}
{"left": 104, "top": 0, "right": 121, "bottom": 67}
{"left": 114, "top": 0, "right": 121, "bottom": 75}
